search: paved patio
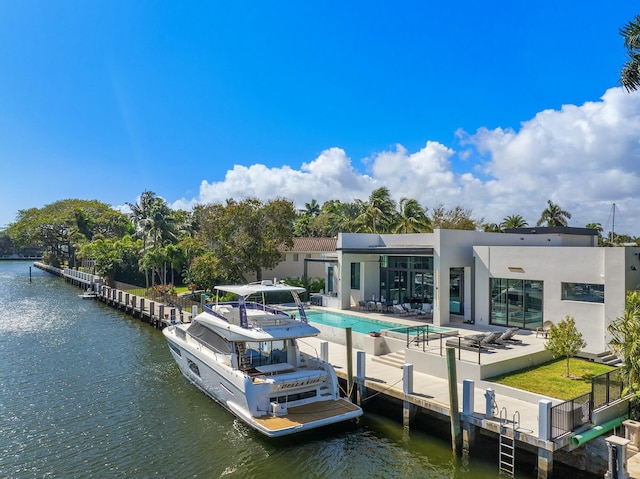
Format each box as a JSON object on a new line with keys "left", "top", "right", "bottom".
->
{"left": 298, "top": 307, "right": 560, "bottom": 436}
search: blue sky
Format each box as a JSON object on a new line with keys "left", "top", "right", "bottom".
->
{"left": 1, "top": 1, "right": 640, "bottom": 235}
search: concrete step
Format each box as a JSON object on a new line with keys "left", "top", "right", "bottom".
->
{"left": 371, "top": 350, "right": 406, "bottom": 369}
{"left": 594, "top": 351, "right": 622, "bottom": 367}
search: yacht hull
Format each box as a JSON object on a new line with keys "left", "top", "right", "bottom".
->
{"left": 164, "top": 327, "right": 362, "bottom": 437}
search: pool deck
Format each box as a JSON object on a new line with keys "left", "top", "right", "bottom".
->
{"left": 298, "top": 320, "right": 552, "bottom": 442}
{"left": 299, "top": 306, "right": 577, "bottom": 461}
{"left": 309, "top": 305, "right": 552, "bottom": 365}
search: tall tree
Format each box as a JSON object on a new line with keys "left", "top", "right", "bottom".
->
{"left": 127, "top": 190, "right": 157, "bottom": 288}
{"left": 303, "top": 199, "right": 321, "bottom": 217}
{"left": 536, "top": 200, "right": 572, "bottom": 227}
{"left": 7, "top": 199, "right": 131, "bottom": 267}
{"left": 620, "top": 15, "right": 640, "bottom": 92}
{"left": 354, "top": 187, "right": 397, "bottom": 233}
{"left": 501, "top": 214, "right": 528, "bottom": 230}
{"left": 393, "top": 198, "right": 431, "bottom": 233}
{"left": 196, "top": 198, "right": 296, "bottom": 283}
{"left": 586, "top": 222, "right": 604, "bottom": 246}
{"left": 77, "top": 235, "right": 143, "bottom": 284}
{"left": 430, "top": 205, "right": 481, "bottom": 230}
{"left": 318, "top": 200, "right": 360, "bottom": 236}
{"left": 608, "top": 291, "right": 640, "bottom": 397}
{"left": 127, "top": 190, "right": 157, "bottom": 249}
{"left": 127, "top": 191, "right": 177, "bottom": 290}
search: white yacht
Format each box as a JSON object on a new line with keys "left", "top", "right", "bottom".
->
{"left": 162, "top": 280, "right": 362, "bottom": 437}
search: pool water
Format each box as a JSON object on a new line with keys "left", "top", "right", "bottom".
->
{"left": 304, "top": 309, "right": 450, "bottom": 336}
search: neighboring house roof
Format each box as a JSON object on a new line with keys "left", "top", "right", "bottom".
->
{"left": 504, "top": 226, "right": 598, "bottom": 236}
{"left": 285, "top": 237, "right": 337, "bottom": 253}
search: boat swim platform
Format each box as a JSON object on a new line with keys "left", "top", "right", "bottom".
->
{"left": 252, "top": 398, "right": 362, "bottom": 433}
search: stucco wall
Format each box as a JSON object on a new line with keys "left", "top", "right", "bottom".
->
{"left": 473, "top": 246, "right": 633, "bottom": 352}
{"left": 338, "top": 253, "right": 381, "bottom": 309}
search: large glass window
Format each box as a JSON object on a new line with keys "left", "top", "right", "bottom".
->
{"left": 490, "top": 278, "right": 543, "bottom": 330}
{"left": 350, "top": 262, "right": 361, "bottom": 290}
{"left": 380, "top": 256, "right": 433, "bottom": 306}
{"left": 561, "top": 283, "right": 604, "bottom": 303}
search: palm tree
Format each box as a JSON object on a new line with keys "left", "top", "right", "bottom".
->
{"left": 303, "top": 199, "right": 321, "bottom": 217}
{"left": 482, "top": 223, "right": 502, "bottom": 233}
{"left": 501, "top": 214, "right": 528, "bottom": 230}
{"left": 393, "top": 198, "right": 431, "bottom": 233}
{"left": 585, "top": 222, "right": 603, "bottom": 234}
{"left": 608, "top": 291, "right": 640, "bottom": 397}
{"left": 536, "top": 200, "right": 572, "bottom": 227}
{"left": 585, "top": 222, "right": 604, "bottom": 245}
{"left": 147, "top": 199, "right": 176, "bottom": 249}
{"left": 354, "top": 187, "right": 397, "bottom": 233}
{"left": 127, "top": 190, "right": 158, "bottom": 289}
{"left": 322, "top": 201, "right": 360, "bottom": 235}
{"left": 620, "top": 15, "right": 640, "bottom": 92}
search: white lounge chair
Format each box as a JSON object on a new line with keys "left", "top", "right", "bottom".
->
{"left": 419, "top": 303, "right": 433, "bottom": 318}
{"left": 393, "top": 304, "right": 407, "bottom": 315}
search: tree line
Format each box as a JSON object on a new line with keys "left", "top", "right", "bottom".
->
{"left": 3, "top": 188, "right": 634, "bottom": 292}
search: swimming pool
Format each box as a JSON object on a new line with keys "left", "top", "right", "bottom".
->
{"left": 304, "top": 309, "right": 450, "bottom": 336}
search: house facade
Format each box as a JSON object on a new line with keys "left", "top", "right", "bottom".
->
{"left": 318, "top": 228, "right": 638, "bottom": 354}
{"left": 247, "top": 237, "right": 337, "bottom": 285}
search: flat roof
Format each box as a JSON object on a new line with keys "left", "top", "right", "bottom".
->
{"left": 504, "top": 226, "right": 598, "bottom": 236}
{"left": 337, "top": 247, "right": 434, "bottom": 255}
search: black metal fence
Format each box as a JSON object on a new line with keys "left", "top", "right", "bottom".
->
{"left": 550, "top": 392, "right": 591, "bottom": 440}
{"left": 592, "top": 368, "right": 625, "bottom": 409}
{"left": 111, "top": 280, "right": 203, "bottom": 314}
{"left": 549, "top": 369, "right": 628, "bottom": 440}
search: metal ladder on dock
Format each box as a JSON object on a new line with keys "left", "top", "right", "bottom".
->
{"left": 499, "top": 407, "right": 519, "bottom": 477}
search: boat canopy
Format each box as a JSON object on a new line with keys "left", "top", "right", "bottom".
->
{"left": 215, "top": 280, "right": 305, "bottom": 297}
{"left": 186, "top": 321, "right": 232, "bottom": 354}
{"left": 195, "top": 313, "right": 320, "bottom": 341}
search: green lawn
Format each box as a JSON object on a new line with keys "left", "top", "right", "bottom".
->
{"left": 488, "top": 358, "right": 614, "bottom": 400}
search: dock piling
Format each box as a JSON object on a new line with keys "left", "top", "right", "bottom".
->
{"left": 462, "top": 379, "right": 476, "bottom": 453}
{"left": 320, "top": 341, "right": 328, "bottom": 362}
{"left": 356, "top": 351, "right": 366, "bottom": 406}
{"left": 403, "top": 363, "right": 414, "bottom": 428}
{"left": 346, "top": 327, "right": 353, "bottom": 401}
{"left": 447, "top": 347, "right": 462, "bottom": 454}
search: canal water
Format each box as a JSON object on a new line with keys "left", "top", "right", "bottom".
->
{"left": 0, "top": 261, "right": 563, "bottom": 478}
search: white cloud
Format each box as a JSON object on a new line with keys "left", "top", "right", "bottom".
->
{"left": 182, "top": 147, "right": 377, "bottom": 210}
{"left": 173, "top": 87, "right": 640, "bottom": 236}
{"left": 464, "top": 87, "right": 640, "bottom": 233}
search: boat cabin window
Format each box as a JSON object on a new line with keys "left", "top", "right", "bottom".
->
{"left": 242, "top": 340, "right": 288, "bottom": 368}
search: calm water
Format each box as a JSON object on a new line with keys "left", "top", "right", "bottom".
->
{"left": 0, "top": 261, "right": 537, "bottom": 478}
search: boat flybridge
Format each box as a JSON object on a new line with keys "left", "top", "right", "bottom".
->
{"left": 162, "top": 280, "right": 362, "bottom": 437}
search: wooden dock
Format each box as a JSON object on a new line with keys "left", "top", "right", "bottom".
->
{"left": 36, "top": 263, "right": 196, "bottom": 328}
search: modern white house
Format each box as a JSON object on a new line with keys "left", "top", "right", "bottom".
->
{"left": 301, "top": 228, "right": 640, "bottom": 355}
